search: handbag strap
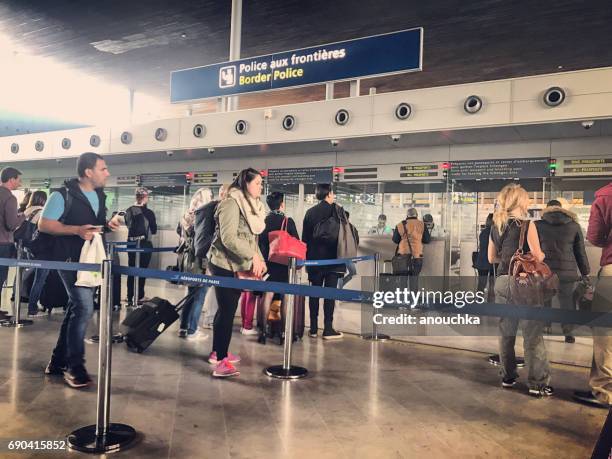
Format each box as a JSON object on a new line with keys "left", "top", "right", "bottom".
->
{"left": 281, "top": 217, "right": 288, "bottom": 232}
{"left": 517, "top": 219, "right": 528, "bottom": 254}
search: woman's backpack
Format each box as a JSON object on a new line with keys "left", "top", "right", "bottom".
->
{"left": 14, "top": 209, "right": 42, "bottom": 248}
{"left": 508, "top": 221, "right": 559, "bottom": 306}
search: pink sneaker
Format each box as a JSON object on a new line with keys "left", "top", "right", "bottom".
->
{"left": 208, "top": 351, "right": 241, "bottom": 365}
{"left": 212, "top": 358, "right": 240, "bottom": 378}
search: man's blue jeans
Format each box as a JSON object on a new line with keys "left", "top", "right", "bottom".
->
{"left": 180, "top": 285, "right": 208, "bottom": 334}
{"left": 27, "top": 268, "right": 50, "bottom": 314}
{"left": 51, "top": 270, "right": 95, "bottom": 369}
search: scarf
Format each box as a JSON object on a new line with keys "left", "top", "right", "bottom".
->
{"left": 228, "top": 188, "right": 266, "bottom": 235}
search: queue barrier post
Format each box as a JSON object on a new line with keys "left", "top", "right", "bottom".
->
{"left": 67, "top": 258, "right": 137, "bottom": 453}
{"left": 361, "top": 252, "right": 389, "bottom": 341}
{"left": 133, "top": 239, "right": 141, "bottom": 306}
{"left": 1, "top": 241, "right": 33, "bottom": 328}
{"left": 265, "top": 257, "right": 308, "bottom": 379}
{"left": 88, "top": 243, "right": 124, "bottom": 344}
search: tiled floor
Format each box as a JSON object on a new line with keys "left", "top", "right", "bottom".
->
{"left": 0, "top": 309, "right": 608, "bottom": 459}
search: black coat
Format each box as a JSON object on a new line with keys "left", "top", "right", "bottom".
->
{"left": 474, "top": 226, "right": 492, "bottom": 271}
{"left": 535, "top": 208, "right": 590, "bottom": 281}
{"left": 302, "top": 200, "right": 343, "bottom": 273}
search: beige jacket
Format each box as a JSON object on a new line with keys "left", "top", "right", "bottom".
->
{"left": 208, "top": 197, "right": 263, "bottom": 272}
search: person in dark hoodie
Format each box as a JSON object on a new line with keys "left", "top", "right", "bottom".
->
{"left": 574, "top": 182, "right": 612, "bottom": 407}
{"left": 535, "top": 199, "right": 590, "bottom": 344}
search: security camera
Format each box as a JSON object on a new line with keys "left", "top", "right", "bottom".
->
{"left": 166, "top": 150, "right": 174, "bottom": 157}
{"left": 391, "top": 134, "right": 401, "bottom": 142}
{"left": 56, "top": 158, "right": 62, "bottom": 164}
{"left": 581, "top": 120, "right": 594, "bottom": 130}
{"left": 330, "top": 139, "right": 339, "bottom": 147}
{"left": 208, "top": 148, "right": 215, "bottom": 154}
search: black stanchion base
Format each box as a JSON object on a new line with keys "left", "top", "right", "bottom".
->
{"left": 265, "top": 365, "right": 308, "bottom": 379}
{"left": 0, "top": 319, "right": 34, "bottom": 328}
{"left": 488, "top": 354, "right": 525, "bottom": 368}
{"left": 67, "top": 423, "right": 137, "bottom": 453}
{"left": 87, "top": 334, "right": 124, "bottom": 344}
{"left": 361, "top": 333, "right": 391, "bottom": 341}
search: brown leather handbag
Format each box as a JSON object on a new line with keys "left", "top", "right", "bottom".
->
{"left": 508, "top": 220, "right": 559, "bottom": 306}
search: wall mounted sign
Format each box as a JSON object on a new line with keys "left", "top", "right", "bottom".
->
{"left": 399, "top": 163, "right": 440, "bottom": 179}
{"left": 140, "top": 173, "right": 188, "bottom": 187}
{"left": 171, "top": 28, "right": 423, "bottom": 102}
{"left": 560, "top": 158, "right": 612, "bottom": 176}
{"left": 193, "top": 172, "right": 219, "bottom": 185}
{"left": 450, "top": 158, "right": 549, "bottom": 180}
{"left": 116, "top": 175, "right": 139, "bottom": 186}
{"left": 267, "top": 167, "right": 333, "bottom": 184}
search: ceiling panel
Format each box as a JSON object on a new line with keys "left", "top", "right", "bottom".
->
{"left": 2, "top": 0, "right": 612, "bottom": 135}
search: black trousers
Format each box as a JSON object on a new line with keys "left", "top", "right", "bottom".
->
{"left": 308, "top": 269, "right": 341, "bottom": 332}
{"left": 127, "top": 240, "right": 153, "bottom": 303}
{"left": 209, "top": 263, "right": 242, "bottom": 361}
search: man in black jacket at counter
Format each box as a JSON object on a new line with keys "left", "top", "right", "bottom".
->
{"left": 302, "top": 184, "right": 344, "bottom": 340}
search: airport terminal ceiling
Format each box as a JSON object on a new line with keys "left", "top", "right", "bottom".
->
{"left": 2, "top": 0, "right": 612, "bottom": 135}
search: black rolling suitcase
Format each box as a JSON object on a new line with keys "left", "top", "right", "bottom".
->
{"left": 122, "top": 292, "right": 195, "bottom": 353}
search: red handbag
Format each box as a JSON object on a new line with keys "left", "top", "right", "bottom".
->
{"left": 268, "top": 217, "right": 307, "bottom": 265}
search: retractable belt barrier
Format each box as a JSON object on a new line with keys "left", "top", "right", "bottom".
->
{"left": 297, "top": 255, "right": 375, "bottom": 267}
{"left": 0, "top": 257, "right": 100, "bottom": 273}
{"left": 114, "top": 265, "right": 372, "bottom": 303}
{"left": 0, "top": 256, "right": 608, "bottom": 327}
{"left": 113, "top": 246, "right": 177, "bottom": 254}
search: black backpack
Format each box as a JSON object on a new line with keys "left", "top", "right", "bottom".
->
{"left": 29, "top": 188, "right": 73, "bottom": 258}
{"left": 194, "top": 200, "right": 218, "bottom": 258}
{"left": 14, "top": 209, "right": 42, "bottom": 247}
{"left": 312, "top": 204, "right": 341, "bottom": 245}
{"left": 125, "top": 205, "right": 150, "bottom": 240}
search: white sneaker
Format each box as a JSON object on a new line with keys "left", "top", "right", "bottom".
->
{"left": 186, "top": 330, "right": 207, "bottom": 340}
{"left": 240, "top": 327, "right": 259, "bottom": 336}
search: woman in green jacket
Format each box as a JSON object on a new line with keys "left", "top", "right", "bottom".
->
{"left": 207, "top": 168, "right": 267, "bottom": 377}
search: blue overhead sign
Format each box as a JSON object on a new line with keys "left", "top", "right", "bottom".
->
{"left": 171, "top": 28, "right": 423, "bottom": 103}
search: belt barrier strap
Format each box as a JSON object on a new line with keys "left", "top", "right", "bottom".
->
{"left": 297, "top": 255, "right": 376, "bottom": 267}
{"left": 114, "top": 246, "right": 177, "bottom": 253}
{"left": 115, "top": 264, "right": 612, "bottom": 327}
{"left": 422, "top": 303, "right": 612, "bottom": 328}
{"left": 0, "top": 257, "right": 100, "bottom": 272}
{"left": 114, "top": 265, "right": 370, "bottom": 303}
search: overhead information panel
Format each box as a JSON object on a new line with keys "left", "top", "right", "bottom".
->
{"left": 559, "top": 158, "right": 612, "bottom": 176}
{"left": 116, "top": 175, "right": 139, "bottom": 186}
{"left": 399, "top": 163, "right": 441, "bottom": 179}
{"left": 193, "top": 172, "right": 219, "bottom": 185}
{"left": 450, "top": 158, "right": 549, "bottom": 180}
{"left": 336, "top": 163, "right": 444, "bottom": 182}
{"left": 171, "top": 28, "right": 423, "bottom": 102}
{"left": 267, "top": 167, "right": 333, "bottom": 184}
{"left": 140, "top": 173, "right": 188, "bottom": 187}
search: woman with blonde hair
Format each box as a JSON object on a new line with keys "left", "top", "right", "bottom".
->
{"left": 488, "top": 183, "right": 553, "bottom": 397}
{"left": 177, "top": 187, "right": 213, "bottom": 339}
